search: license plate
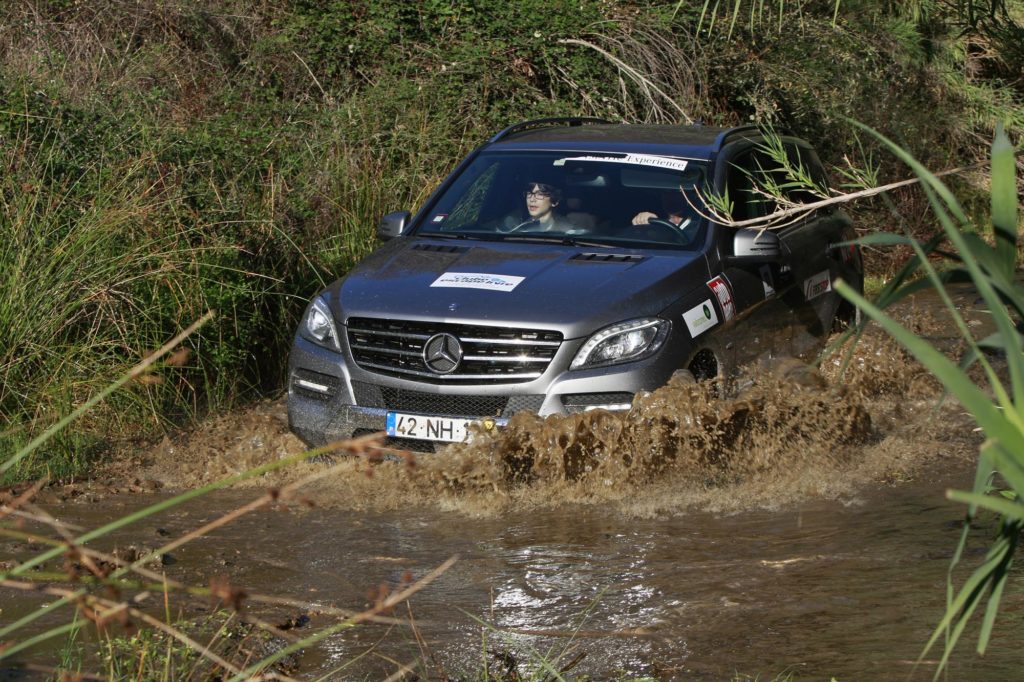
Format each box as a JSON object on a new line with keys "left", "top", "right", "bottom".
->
{"left": 386, "top": 412, "right": 474, "bottom": 442}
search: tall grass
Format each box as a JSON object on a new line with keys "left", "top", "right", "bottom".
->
{"left": 0, "top": 118, "right": 283, "bottom": 481}
{"left": 693, "top": 0, "right": 843, "bottom": 36}
{"left": 836, "top": 122, "right": 1022, "bottom": 675}
{"left": 0, "top": 26, "right": 489, "bottom": 481}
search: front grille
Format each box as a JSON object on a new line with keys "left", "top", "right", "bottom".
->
{"left": 382, "top": 388, "right": 505, "bottom": 416}
{"left": 505, "top": 395, "right": 546, "bottom": 414}
{"left": 347, "top": 318, "right": 562, "bottom": 384}
{"left": 351, "top": 381, "right": 544, "bottom": 418}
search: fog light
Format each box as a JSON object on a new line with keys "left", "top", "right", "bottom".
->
{"left": 583, "top": 403, "right": 632, "bottom": 412}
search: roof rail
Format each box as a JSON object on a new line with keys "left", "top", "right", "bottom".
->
{"left": 488, "top": 117, "right": 615, "bottom": 143}
{"left": 711, "top": 124, "right": 761, "bottom": 151}
{"left": 712, "top": 124, "right": 795, "bottom": 151}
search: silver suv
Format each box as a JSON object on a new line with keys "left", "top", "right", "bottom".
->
{"left": 288, "top": 118, "right": 863, "bottom": 450}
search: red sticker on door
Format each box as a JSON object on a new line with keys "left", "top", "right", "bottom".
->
{"left": 707, "top": 275, "right": 736, "bottom": 321}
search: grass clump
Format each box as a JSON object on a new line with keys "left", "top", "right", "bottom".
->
{"left": 0, "top": 106, "right": 283, "bottom": 481}
{"left": 45, "top": 611, "right": 298, "bottom": 682}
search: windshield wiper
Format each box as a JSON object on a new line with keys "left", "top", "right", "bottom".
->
{"left": 501, "top": 234, "right": 610, "bottom": 248}
{"left": 419, "top": 232, "right": 612, "bottom": 248}
{"left": 418, "top": 232, "right": 501, "bottom": 242}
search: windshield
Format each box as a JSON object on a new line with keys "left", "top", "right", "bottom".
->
{"left": 415, "top": 151, "right": 709, "bottom": 249}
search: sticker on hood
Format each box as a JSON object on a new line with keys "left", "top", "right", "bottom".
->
{"left": 431, "top": 272, "right": 525, "bottom": 292}
{"left": 683, "top": 299, "right": 719, "bottom": 338}
{"left": 707, "top": 275, "right": 736, "bottom": 321}
{"left": 803, "top": 270, "right": 832, "bottom": 300}
{"left": 554, "top": 154, "right": 689, "bottom": 172}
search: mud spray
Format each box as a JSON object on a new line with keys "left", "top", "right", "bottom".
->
{"left": 138, "top": 295, "right": 985, "bottom": 518}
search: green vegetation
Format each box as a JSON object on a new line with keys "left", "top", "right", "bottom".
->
{"left": 50, "top": 611, "right": 298, "bottom": 681}
{"left": 836, "top": 122, "right": 1021, "bottom": 677}
{"left": 0, "top": 0, "right": 1020, "bottom": 479}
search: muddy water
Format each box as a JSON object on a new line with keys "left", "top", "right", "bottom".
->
{"left": 3, "top": 286, "right": 1021, "bottom": 679}
{"left": 4, "top": 470, "right": 1022, "bottom": 680}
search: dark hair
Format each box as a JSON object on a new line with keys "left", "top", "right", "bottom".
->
{"left": 524, "top": 181, "right": 562, "bottom": 203}
{"left": 662, "top": 190, "right": 687, "bottom": 215}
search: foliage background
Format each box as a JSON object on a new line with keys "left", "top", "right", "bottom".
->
{"left": 0, "top": 0, "right": 1021, "bottom": 479}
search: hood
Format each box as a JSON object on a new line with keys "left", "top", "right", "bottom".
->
{"left": 329, "top": 238, "right": 708, "bottom": 339}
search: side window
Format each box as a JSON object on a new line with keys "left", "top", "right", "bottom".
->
{"left": 725, "top": 150, "right": 777, "bottom": 221}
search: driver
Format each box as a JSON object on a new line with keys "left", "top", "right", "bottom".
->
{"left": 507, "top": 181, "right": 574, "bottom": 232}
{"left": 523, "top": 181, "right": 565, "bottom": 230}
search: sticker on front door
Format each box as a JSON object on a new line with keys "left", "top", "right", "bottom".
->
{"left": 683, "top": 299, "right": 719, "bottom": 338}
{"left": 706, "top": 275, "right": 736, "bottom": 321}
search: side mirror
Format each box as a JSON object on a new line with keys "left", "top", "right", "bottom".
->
{"left": 724, "top": 228, "right": 782, "bottom": 266}
{"left": 377, "top": 211, "right": 411, "bottom": 241}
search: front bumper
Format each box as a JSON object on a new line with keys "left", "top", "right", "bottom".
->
{"left": 287, "top": 331, "right": 685, "bottom": 451}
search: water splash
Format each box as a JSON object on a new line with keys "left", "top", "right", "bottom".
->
{"left": 139, "top": 307, "right": 979, "bottom": 518}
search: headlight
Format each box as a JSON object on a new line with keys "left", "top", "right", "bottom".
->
{"left": 570, "top": 318, "right": 669, "bottom": 370}
{"left": 303, "top": 296, "right": 340, "bottom": 351}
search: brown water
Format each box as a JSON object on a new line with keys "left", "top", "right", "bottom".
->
{"left": 3, "top": 285, "right": 1020, "bottom": 679}
{"left": 4, "top": 470, "right": 1021, "bottom": 680}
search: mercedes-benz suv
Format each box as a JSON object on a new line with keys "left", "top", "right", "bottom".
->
{"left": 287, "top": 118, "right": 863, "bottom": 451}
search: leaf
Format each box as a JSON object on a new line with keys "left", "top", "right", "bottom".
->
{"left": 852, "top": 120, "right": 1024, "bottom": 423}
{"left": 960, "top": 232, "right": 1006, "bottom": 281}
{"left": 980, "top": 441, "right": 1024, "bottom": 502}
{"left": 843, "top": 232, "right": 916, "bottom": 246}
{"left": 978, "top": 516, "right": 1020, "bottom": 656}
{"left": 990, "top": 122, "right": 1017, "bottom": 280}
{"left": 946, "top": 490, "right": 1024, "bottom": 521}
{"left": 959, "top": 331, "right": 1024, "bottom": 374}
{"left": 866, "top": 232, "right": 946, "bottom": 309}
{"left": 836, "top": 281, "right": 1023, "bottom": 452}
{"left": 922, "top": 532, "right": 1014, "bottom": 671}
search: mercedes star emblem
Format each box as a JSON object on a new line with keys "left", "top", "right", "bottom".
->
{"left": 422, "top": 333, "right": 463, "bottom": 374}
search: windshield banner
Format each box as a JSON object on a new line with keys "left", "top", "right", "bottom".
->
{"left": 554, "top": 154, "right": 689, "bottom": 172}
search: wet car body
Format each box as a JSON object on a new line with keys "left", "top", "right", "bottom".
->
{"left": 288, "top": 119, "right": 863, "bottom": 450}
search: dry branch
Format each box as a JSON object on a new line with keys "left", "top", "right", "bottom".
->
{"left": 699, "top": 153, "right": 1024, "bottom": 230}
{"left": 557, "top": 38, "right": 693, "bottom": 123}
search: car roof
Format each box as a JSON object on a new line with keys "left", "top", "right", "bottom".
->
{"left": 486, "top": 121, "right": 761, "bottom": 161}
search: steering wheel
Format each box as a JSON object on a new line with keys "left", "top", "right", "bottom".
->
{"left": 504, "top": 219, "right": 538, "bottom": 233}
{"left": 639, "top": 218, "right": 690, "bottom": 244}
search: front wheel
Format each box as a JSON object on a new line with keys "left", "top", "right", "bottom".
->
{"left": 831, "top": 299, "right": 861, "bottom": 333}
{"left": 687, "top": 349, "right": 719, "bottom": 382}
